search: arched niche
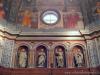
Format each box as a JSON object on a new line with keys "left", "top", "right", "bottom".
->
{"left": 71, "top": 45, "right": 85, "bottom": 68}
{"left": 17, "top": 45, "right": 29, "bottom": 68}
{"left": 35, "top": 45, "right": 48, "bottom": 68}
{"left": 54, "top": 45, "right": 66, "bottom": 68}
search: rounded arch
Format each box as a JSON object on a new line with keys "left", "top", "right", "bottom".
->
{"left": 70, "top": 43, "right": 85, "bottom": 51}
{"left": 34, "top": 43, "right": 49, "bottom": 51}
{"left": 72, "top": 45, "right": 84, "bottom": 53}
{"left": 52, "top": 43, "right": 67, "bottom": 51}
{"left": 16, "top": 42, "right": 32, "bottom": 51}
{"left": 36, "top": 45, "right": 47, "bottom": 52}
{"left": 18, "top": 45, "right": 29, "bottom": 50}
{"left": 54, "top": 45, "right": 66, "bottom": 54}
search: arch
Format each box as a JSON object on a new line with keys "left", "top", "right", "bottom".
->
{"left": 35, "top": 44, "right": 48, "bottom": 68}
{"left": 71, "top": 45, "right": 85, "bottom": 68}
{"left": 16, "top": 42, "right": 32, "bottom": 51}
{"left": 70, "top": 43, "right": 85, "bottom": 51}
{"left": 34, "top": 43, "right": 49, "bottom": 51}
{"left": 17, "top": 45, "right": 29, "bottom": 68}
{"left": 52, "top": 43, "right": 67, "bottom": 51}
{"left": 54, "top": 45, "right": 67, "bottom": 68}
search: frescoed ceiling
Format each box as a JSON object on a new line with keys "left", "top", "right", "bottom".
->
{"left": 0, "top": 0, "right": 99, "bottom": 26}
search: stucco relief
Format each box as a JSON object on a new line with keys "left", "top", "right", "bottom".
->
{"left": 14, "top": 41, "right": 86, "bottom": 68}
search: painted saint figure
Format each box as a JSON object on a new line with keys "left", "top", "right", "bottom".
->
{"left": 37, "top": 48, "right": 46, "bottom": 67}
{"left": 18, "top": 48, "right": 27, "bottom": 68}
{"left": 21, "top": 10, "right": 32, "bottom": 27}
{"left": 55, "top": 47, "right": 64, "bottom": 68}
{"left": 63, "top": 10, "right": 84, "bottom": 29}
{"left": 73, "top": 48, "right": 84, "bottom": 67}
{"left": 0, "top": 3, "right": 5, "bottom": 20}
{"left": 66, "top": 10, "right": 80, "bottom": 28}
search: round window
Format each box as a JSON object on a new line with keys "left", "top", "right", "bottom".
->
{"left": 41, "top": 10, "right": 60, "bottom": 25}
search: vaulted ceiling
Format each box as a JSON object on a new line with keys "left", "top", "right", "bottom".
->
{"left": 1, "top": 0, "right": 99, "bottom": 25}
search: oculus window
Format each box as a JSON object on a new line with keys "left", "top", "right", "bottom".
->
{"left": 41, "top": 10, "right": 60, "bottom": 25}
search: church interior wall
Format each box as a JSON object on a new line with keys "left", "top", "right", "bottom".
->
{"left": 0, "top": 0, "right": 99, "bottom": 71}
{"left": 11, "top": 40, "right": 86, "bottom": 68}
{"left": 0, "top": 0, "right": 100, "bottom": 75}
{"left": 0, "top": 35, "right": 100, "bottom": 68}
{"left": 0, "top": 34, "right": 99, "bottom": 68}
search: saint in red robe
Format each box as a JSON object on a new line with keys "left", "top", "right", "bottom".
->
{"left": 0, "top": 7, "right": 5, "bottom": 19}
{"left": 22, "top": 10, "right": 32, "bottom": 27}
{"left": 67, "top": 13, "right": 80, "bottom": 28}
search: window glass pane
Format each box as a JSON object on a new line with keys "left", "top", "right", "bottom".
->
{"left": 42, "top": 11, "right": 59, "bottom": 25}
